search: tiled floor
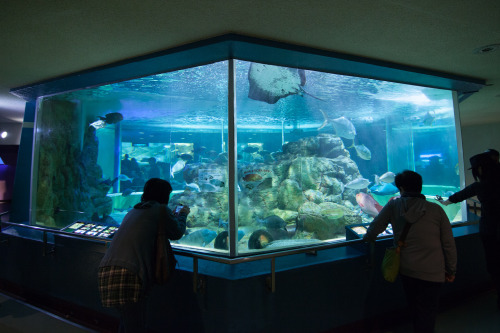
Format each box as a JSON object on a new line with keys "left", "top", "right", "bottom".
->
{"left": 375, "top": 288, "right": 500, "bottom": 333}
{"left": 1, "top": 289, "right": 499, "bottom": 332}
{"left": 0, "top": 293, "right": 95, "bottom": 333}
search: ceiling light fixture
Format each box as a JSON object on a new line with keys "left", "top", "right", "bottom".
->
{"left": 473, "top": 44, "right": 500, "bottom": 54}
{"left": 1, "top": 131, "right": 7, "bottom": 139}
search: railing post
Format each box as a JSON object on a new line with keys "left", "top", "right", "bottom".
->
{"left": 42, "top": 230, "right": 47, "bottom": 256}
{"left": 193, "top": 257, "right": 198, "bottom": 293}
{"left": 266, "top": 257, "right": 276, "bottom": 293}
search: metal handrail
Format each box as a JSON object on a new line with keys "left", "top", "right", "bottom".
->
{"left": 0, "top": 219, "right": 478, "bottom": 262}
{"left": 0, "top": 219, "right": 478, "bottom": 292}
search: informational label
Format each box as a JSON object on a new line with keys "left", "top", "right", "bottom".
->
{"left": 240, "top": 164, "right": 273, "bottom": 191}
{"left": 62, "top": 222, "right": 118, "bottom": 239}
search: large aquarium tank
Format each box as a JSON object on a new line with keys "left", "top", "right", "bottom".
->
{"left": 30, "top": 57, "right": 463, "bottom": 256}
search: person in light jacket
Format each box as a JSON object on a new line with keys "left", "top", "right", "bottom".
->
{"left": 364, "top": 170, "right": 456, "bottom": 333}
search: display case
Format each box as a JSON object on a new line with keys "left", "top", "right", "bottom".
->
{"left": 13, "top": 35, "right": 481, "bottom": 257}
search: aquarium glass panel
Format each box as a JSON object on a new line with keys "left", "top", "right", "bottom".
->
{"left": 234, "top": 60, "right": 460, "bottom": 253}
{"left": 31, "top": 57, "right": 461, "bottom": 256}
{"left": 32, "top": 61, "right": 231, "bottom": 253}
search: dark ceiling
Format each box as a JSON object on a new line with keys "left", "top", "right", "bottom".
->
{"left": 1, "top": 1, "right": 499, "bottom": 126}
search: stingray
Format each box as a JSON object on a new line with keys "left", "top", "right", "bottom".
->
{"left": 248, "top": 63, "right": 322, "bottom": 104}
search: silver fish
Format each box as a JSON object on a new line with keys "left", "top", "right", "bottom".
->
{"left": 375, "top": 172, "right": 396, "bottom": 184}
{"left": 354, "top": 144, "right": 371, "bottom": 160}
{"left": 117, "top": 174, "right": 134, "bottom": 182}
{"left": 89, "top": 119, "right": 107, "bottom": 130}
{"left": 344, "top": 178, "right": 370, "bottom": 190}
{"left": 170, "top": 159, "right": 186, "bottom": 177}
{"left": 332, "top": 116, "right": 356, "bottom": 139}
{"left": 318, "top": 110, "right": 356, "bottom": 140}
{"left": 185, "top": 183, "right": 201, "bottom": 192}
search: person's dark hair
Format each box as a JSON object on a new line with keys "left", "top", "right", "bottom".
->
{"left": 141, "top": 178, "right": 172, "bottom": 204}
{"left": 394, "top": 170, "right": 423, "bottom": 193}
{"left": 485, "top": 148, "right": 499, "bottom": 158}
{"left": 470, "top": 152, "right": 497, "bottom": 182}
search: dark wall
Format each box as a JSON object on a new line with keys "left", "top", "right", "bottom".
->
{"left": 0, "top": 225, "right": 490, "bottom": 333}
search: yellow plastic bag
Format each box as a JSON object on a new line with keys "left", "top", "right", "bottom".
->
{"left": 381, "top": 246, "right": 400, "bottom": 282}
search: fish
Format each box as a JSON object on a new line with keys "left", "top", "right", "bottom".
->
{"left": 353, "top": 144, "right": 371, "bottom": 160}
{"left": 344, "top": 178, "right": 371, "bottom": 190}
{"left": 89, "top": 119, "right": 107, "bottom": 130}
{"left": 247, "top": 63, "right": 322, "bottom": 104}
{"left": 318, "top": 110, "right": 356, "bottom": 140}
{"left": 117, "top": 174, "right": 133, "bottom": 182}
{"left": 332, "top": 117, "right": 357, "bottom": 140}
{"left": 248, "top": 229, "right": 273, "bottom": 249}
{"left": 256, "top": 215, "right": 287, "bottom": 230}
{"left": 356, "top": 193, "right": 383, "bottom": 217}
{"left": 170, "top": 159, "right": 186, "bottom": 177}
{"left": 375, "top": 172, "right": 396, "bottom": 184}
{"left": 214, "top": 230, "right": 245, "bottom": 250}
{"left": 369, "top": 182, "right": 399, "bottom": 195}
{"left": 98, "top": 112, "right": 123, "bottom": 124}
{"left": 243, "top": 174, "right": 263, "bottom": 182}
{"left": 185, "top": 183, "right": 201, "bottom": 192}
{"left": 178, "top": 229, "right": 217, "bottom": 247}
{"left": 422, "top": 111, "right": 435, "bottom": 126}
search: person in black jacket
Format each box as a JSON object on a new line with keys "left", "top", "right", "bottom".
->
{"left": 439, "top": 152, "right": 500, "bottom": 308}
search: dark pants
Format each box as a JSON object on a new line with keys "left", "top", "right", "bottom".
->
{"left": 116, "top": 297, "right": 147, "bottom": 333}
{"left": 400, "top": 275, "right": 443, "bottom": 333}
{"left": 480, "top": 220, "right": 500, "bottom": 299}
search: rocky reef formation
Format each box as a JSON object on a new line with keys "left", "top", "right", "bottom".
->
{"left": 35, "top": 100, "right": 113, "bottom": 227}
{"left": 170, "top": 133, "right": 363, "bottom": 241}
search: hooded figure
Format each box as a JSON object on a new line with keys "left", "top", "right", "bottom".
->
{"left": 364, "top": 170, "right": 456, "bottom": 333}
